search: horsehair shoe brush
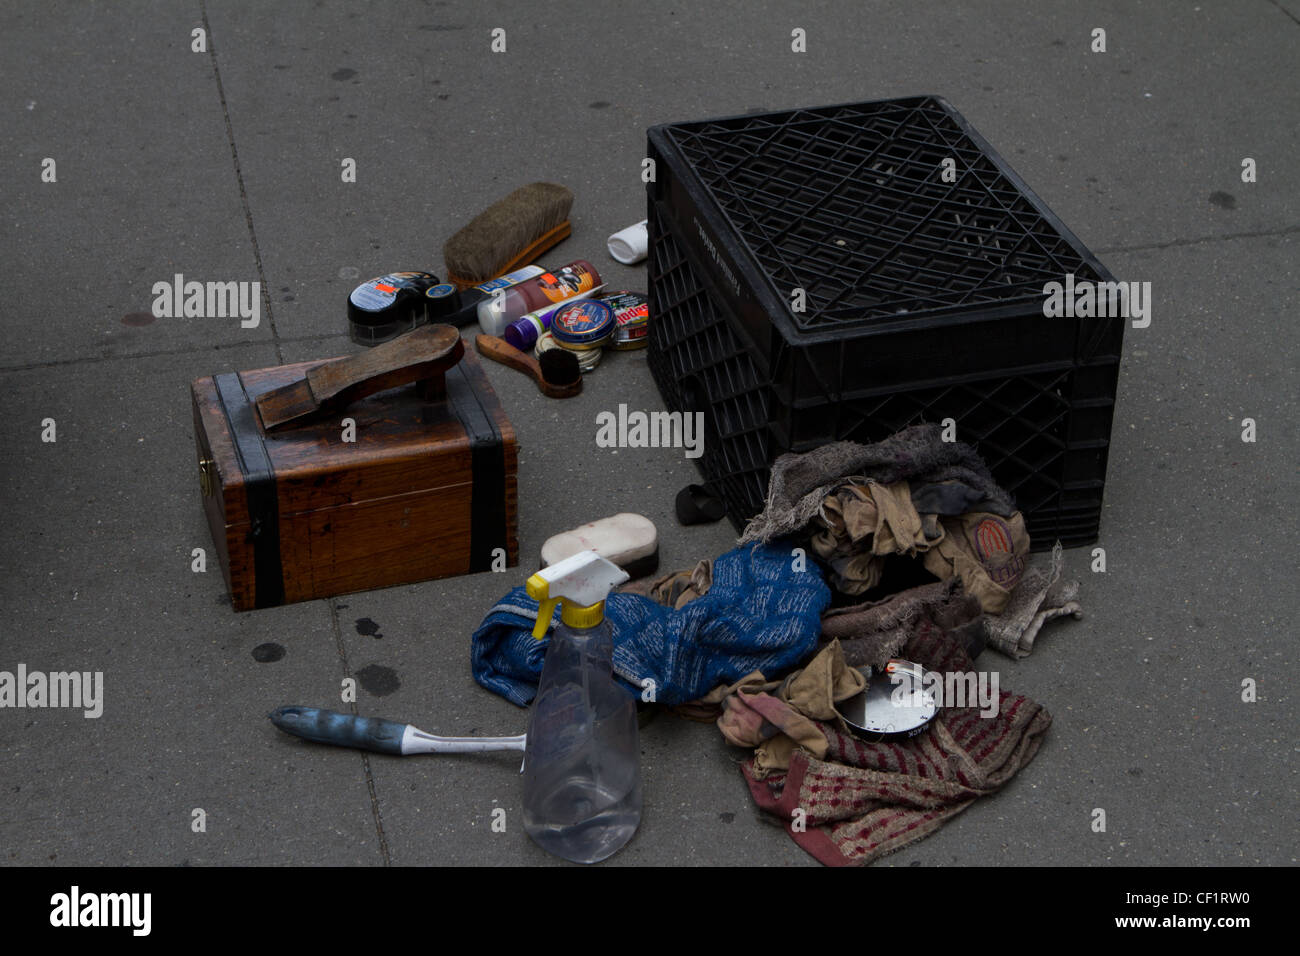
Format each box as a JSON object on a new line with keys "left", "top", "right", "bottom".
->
{"left": 442, "top": 182, "right": 574, "bottom": 289}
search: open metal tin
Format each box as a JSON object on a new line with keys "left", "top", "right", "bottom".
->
{"left": 837, "top": 660, "right": 938, "bottom": 743}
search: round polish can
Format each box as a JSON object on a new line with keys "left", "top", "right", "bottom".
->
{"left": 551, "top": 299, "right": 615, "bottom": 349}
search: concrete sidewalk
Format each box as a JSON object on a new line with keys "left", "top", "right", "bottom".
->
{"left": 1, "top": 0, "right": 1295, "bottom": 866}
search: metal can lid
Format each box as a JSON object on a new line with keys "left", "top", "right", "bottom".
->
{"left": 601, "top": 290, "right": 648, "bottom": 316}
{"left": 602, "top": 291, "right": 649, "bottom": 349}
{"left": 551, "top": 299, "right": 615, "bottom": 347}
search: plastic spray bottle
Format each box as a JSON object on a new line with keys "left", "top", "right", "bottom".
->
{"left": 522, "top": 550, "right": 642, "bottom": 863}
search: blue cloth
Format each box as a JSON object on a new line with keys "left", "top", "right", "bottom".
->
{"left": 471, "top": 542, "right": 831, "bottom": 707}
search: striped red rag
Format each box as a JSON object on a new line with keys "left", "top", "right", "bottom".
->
{"left": 742, "top": 619, "right": 1051, "bottom": 865}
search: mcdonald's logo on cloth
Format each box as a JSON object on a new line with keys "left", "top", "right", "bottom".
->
{"left": 975, "top": 517, "right": 1014, "bottom": 559}
{"left": 972, "top": 515, "right": 1026, "bottom": 588}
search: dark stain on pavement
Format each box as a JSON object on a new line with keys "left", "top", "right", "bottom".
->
{"left": 356, "top": 664, "right": 400, "bottom": 697}
{"left": 252, "top": 642, "right": 286, "bottom": 663}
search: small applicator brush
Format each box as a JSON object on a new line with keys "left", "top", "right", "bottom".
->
{"left": 475, "top": 334, "right": 582, "bottom": 399}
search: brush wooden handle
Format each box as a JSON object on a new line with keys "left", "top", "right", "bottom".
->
{"left": 257, "top": 324, "right": 464, "bottom": 432}
{"left": 474, "top": 333, "right": 541, "bottom": 379}
{"left": 475, "top": 334, "right": 581, "bottom": 399}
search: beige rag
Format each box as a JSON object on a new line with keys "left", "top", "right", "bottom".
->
{"left": 809, "top": 479, "right": 1029, "bottom": 614}
{"left": 618, "top": 558, "right": 713, "bottom": 609}
{"left": 921, "top": 511, "right": 1030, "bottom": 615}
{"left": 714, "top": 640, "right": 867, "bottom": 774}
{"left": 984, "top": 541, "right": 1081, "bottom": 657}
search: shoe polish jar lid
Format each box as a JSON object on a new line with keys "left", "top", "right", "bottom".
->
{"left": 347, "top": 271, "right": 440, "bottom": 346}
{"left": 602, "top": 291, "right": 649, "bottom": 350}
{"left": 551, "top": 299, "right": 615, "bottom": 349}
{"left": 422, "top": 281, "right": 461, "bottom": 324}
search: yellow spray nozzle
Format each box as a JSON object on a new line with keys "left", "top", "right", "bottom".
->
{"left": 527, "top": 573, "right": 554, "bottom": 639}
{"left": 533, "top": 598, "right": 558, "bottom": 639}
{"left": 525, "top": 554, "right": 628, "bottom": 639}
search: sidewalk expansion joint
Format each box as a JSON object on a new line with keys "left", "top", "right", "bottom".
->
{"left": 1266, "top": 0, "right": 1300, "bottom": 28}
{"left": 1096, "top": 223, "right": 1299, "bottom": 255}
{"left": 0, "top": 333, "right": 350, "bottom": 376}
{"left": 329, "top": 597, "right": 393, "bottom": 866}
{"left": 200, "top": 0, "right": 284, "bottom": 366}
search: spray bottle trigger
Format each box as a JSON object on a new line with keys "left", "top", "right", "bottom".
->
{"left": 526, "top": 572, "right": 553, "bottom": 640}
{"left": 533, "top": 598, "right": 558, "bottom": 639}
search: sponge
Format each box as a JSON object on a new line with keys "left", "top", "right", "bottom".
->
{"left": 539, "top": 513, "right": 659, "bottom": 581}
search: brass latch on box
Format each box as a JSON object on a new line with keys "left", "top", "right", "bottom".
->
{"left": 198, "top": 456, "right": 215, "bottom": 497}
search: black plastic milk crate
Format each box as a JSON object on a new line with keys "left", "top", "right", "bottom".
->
{"left": 646, "top": 96, "right": 1124, "bottom": 550}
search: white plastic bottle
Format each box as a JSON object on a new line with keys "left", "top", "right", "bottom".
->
{"left": 521, "top": 551, "right": 642, "bottom": 864}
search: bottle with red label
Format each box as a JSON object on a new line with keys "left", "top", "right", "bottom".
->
{"left": 477, "top": 260, "right": 601, "bottom": 335}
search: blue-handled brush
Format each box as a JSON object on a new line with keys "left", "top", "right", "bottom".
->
{"left": 269, "top": 706, "right": 526, "bottom": 755}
